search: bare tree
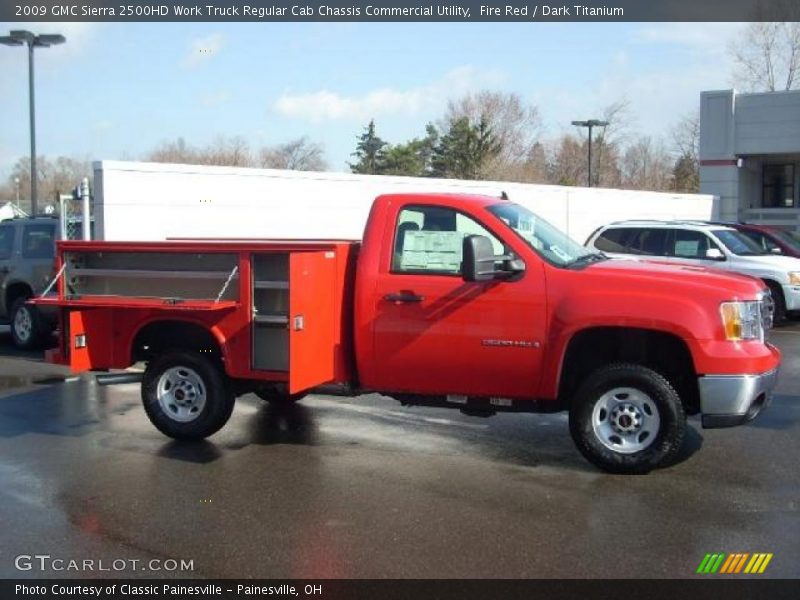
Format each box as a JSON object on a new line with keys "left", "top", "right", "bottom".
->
{"left": 670, "top": 112, "right": 700, "bottom": 193}
{"left": 730, "top": 22, "right": 800, "bottom": 91}
{"left": 4, "top": 155, "right": 91, "bottom": 213}
{"left": 444, "top": 90, "right": 541, "bottom": 180}
{"left": 200, "top": 136, "right": 252, "bottom": 167}
{"left": 259, "top": 137, "right": 328, "bottom": 171}
{"left": 621, "top": 136, "right": 673, "bottom": 191}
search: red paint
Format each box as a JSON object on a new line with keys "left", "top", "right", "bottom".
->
{"left": 35, "top": 193, "right": 780, "bottom": 406}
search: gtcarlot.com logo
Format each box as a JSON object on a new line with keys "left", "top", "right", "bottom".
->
{"left": 14, "top": 554, "right": 194, "bottom": 572}
{"left": 696, "top": 552, "right": 773, "bottom": 574}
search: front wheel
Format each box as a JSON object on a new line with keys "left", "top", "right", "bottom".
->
{"left": 569, "top": 363, "right": 686, "bottom": 474}
{"left": 142, "top": 351, "right": 235, "bottom": 440}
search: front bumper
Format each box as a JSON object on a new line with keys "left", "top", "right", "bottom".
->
{"left": 782, "top": 284, "right": 800, "bottom": 311}
{"left": 699, "top": 369, "right": 778, "bottom": 428}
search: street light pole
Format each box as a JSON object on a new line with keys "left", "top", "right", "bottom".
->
{"left": 572, "top": 119, "right": 609, "bottom": 187}
{"left": 0, "top": 30, "right": 66, "bottom": 216}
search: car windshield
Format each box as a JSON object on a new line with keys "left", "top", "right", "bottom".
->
{"left": 487, "top": 202, "right": 597, "bottom": 267}
{"left": 712, "top": 229, "right": 767, "bottom": 256}
{"left": 770, "top": 229, "right": 800, "bottom": 252}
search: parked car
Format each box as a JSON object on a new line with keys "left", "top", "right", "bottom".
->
{"left": 585, "top": 220, "right": 800, "bottom": 321}
{"left": 0, "top": 216, "right": 59, "bottom": 349}
{"left": 34, "top": 194, "right": 779, "bottom": 474}
{"left": 719, "top": 222, "right": 800, "bottom": 259}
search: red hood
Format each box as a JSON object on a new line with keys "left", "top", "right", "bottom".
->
{"left": 578, "top": 257, "right": 765, "bottom": 300}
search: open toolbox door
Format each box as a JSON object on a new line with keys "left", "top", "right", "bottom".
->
{"left": 288, "top": 251, "right": 337, "bottom": 394}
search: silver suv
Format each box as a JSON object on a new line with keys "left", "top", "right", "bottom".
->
{"left": 585, "top": 220, "right": 800, "bottom": 321}
{"left": 0, "top": 216, "right": 59, "bottom": 349}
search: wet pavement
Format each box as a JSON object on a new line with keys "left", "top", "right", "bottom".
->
{"left": 0, "top": 325, "right": 797, "bottom": 579}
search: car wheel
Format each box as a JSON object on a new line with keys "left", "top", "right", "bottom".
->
{"left": 10, "top": 297, "right": 44, "bottom": 350}
{"left": 569, "top": 363, "right": 686, "bottom": 474}
{"left": 765, "top": 281, "right": 786, "bottom": 323}
{"left": 142, "top": 351, "right": 234, "bottom": 440}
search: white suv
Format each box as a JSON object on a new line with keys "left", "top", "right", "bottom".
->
{"left": 585, "top": 220, "right": 800, "bottom": 321}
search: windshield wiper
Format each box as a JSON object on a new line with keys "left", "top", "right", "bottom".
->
{"left": 569, "top": 252, "right": 607, "bottom": 267}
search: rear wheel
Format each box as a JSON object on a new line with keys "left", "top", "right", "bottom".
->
{"left": 10, "top": 297, "right": 45, "bottom": 350}
{"left": 569, "top": 363, "right": 686, "bottom": 474}
{"left": 142, "top": 351, "right": 234, "bottom": 440}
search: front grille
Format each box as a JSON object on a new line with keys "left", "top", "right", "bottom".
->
{"left": 761, "top": 290, "right": 774, "bottom": 331}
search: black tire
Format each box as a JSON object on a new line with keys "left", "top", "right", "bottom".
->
{"left": 569, "top": 363, "right": 686, "bottom": 474}
{"left": 142, "top": 351, "right": 235, "bottom": 440}
{"left": 10, "top": 297, "right": 45, "bottom": 350}
{"left": 765, "top": 281, "right": 786, "bottom": 324}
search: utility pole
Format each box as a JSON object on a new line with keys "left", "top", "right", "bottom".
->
{"left": 572, "top": 119, "right": 609, "bottom": 187}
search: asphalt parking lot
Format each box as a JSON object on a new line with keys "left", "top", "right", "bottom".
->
{"left": 0, "top": 325, "right": 797, "bottom": 579}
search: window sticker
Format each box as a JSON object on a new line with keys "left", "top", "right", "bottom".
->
{"left": 401, "top": 230, "right": 464, "bottom": 272}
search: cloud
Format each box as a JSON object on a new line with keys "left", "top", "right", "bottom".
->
{"left": 183, "top": 33, "right": 225, "bottom": 68}
{"left": 273, "top": 66, "right": 506, "bottom": 122}
{"left": 635, "top": 23, "right": 746, "bottom": 56}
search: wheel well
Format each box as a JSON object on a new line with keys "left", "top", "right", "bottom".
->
{"left": 131, "top": 320, "right": 222, "bottom": 365}
{"left": 559, "top": 327, "right": 699, "bottom": 414}
{"left": 5, "top": 282, "right": 33, "bottom": 313}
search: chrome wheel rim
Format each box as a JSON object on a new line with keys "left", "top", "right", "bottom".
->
{"left": 157, "top": 366, "right": 207, "bottom": 423}
{"left": 591, "top": 387, "right": 660, "bottom": 454}
{"left": 13, "top": 306, "right": 32, "bottom": 342}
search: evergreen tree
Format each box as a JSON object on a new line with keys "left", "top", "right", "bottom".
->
{"left": 349, "top": 119, "right": 387, "bottom": 174}
{"left": 430, "top": 116, "right": 500, "bottom": 180}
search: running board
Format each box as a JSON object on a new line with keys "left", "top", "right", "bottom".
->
{"left": 95, "top": 372, "right": 144, "bottom": 386}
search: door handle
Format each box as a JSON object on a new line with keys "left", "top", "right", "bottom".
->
{"left": 383, "top": 292, "right": 424, "bottom": 304}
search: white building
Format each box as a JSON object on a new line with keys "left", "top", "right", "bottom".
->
{"left": 700, "top": 89, "right": 800, "bottom": 229}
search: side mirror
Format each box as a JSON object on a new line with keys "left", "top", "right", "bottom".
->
{"left": 462, "top": 235, "right": 497, "bottom": 282}
{"left": 705, "top": 248, "right": 725, "bottom": 261}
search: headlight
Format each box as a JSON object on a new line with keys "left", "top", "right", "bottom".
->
{"left": 789, "top": 272, "right": 800, "bottom": 285}
{"left": 720, "top": 301, "right": 764, "bottom": 341}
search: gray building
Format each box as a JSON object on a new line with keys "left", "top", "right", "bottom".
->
{"left": 700, "top": 89, "right": 800, "bottom": 229}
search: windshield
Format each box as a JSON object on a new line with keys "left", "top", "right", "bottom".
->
{"left": 770, "top": 229, "right": 800, "bottom": 252}
{"left": 487, "top": 202, "right": 596, "bottom": 267}
{"left": 712, "top": 229, "right": 767, "bottom": 256}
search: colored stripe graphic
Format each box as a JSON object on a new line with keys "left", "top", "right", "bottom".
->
{"left": 699, "top": 552, "right": 773, "bottom": 574}
{"left": 698, "top": 553, "right": 726, "bottom": 573}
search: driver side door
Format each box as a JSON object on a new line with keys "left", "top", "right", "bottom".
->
{"left": 371, "top": 204, "right": 546, "bottom": 399}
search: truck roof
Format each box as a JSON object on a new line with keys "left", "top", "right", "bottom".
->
{"left": 375, "top": 192, "right": 507, "bottom": 208}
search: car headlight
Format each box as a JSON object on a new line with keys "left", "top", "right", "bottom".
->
{"left": 720, "top": 301, "right": 764, "bottom": 341}
{"left": 789, "top": 272, "right": 800, "bottom": 285}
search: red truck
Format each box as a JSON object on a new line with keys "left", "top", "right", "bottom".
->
{"left": 33, "top": 193, "right": 780, "bottom": 474}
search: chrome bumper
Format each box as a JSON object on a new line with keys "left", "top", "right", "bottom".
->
{"left": 699, "top": 369, "right": 778, "bottom": 428}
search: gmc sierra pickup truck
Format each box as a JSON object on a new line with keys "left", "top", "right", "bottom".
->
{"left": 33, "top": 193, "right": 780, "bottom": 473}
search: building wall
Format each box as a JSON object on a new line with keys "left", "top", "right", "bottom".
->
{"left": 700, "top": 89, "right": 800, "bottom": 228}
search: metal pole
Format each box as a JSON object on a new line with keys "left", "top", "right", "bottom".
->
{"left": 81, "top": 177, "right": 90, "bottom": 240}
{"left": 28, "top": 40, "right": 37, "bottom": 215}
{"left": 587, "top": 123, "right": 593, "bottom": 188}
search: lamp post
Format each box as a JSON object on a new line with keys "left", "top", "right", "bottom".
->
{"left": 14, "top": 177, "right": 20, "bottom": 206}
{"left": 0, "top": 30, "right": 66, "bottom": 216}
{"left": 571, "top": 119, "right": 609, "bottom": 187}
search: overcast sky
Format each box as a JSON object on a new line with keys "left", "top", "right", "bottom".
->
{"left": 0, "top": 21, "right": 746, "bottom": 179}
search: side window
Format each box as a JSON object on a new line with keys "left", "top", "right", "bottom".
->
{"left": 741, "top": 230, "right": 779, "bottom": 253}
{"left": 0, "top": 225, "right": 15, "bottom": 260}
{"left": 594, "top": 228, "right": 631, "bottom": 253}
{"left": 22, "top": 224, "right": 55, "bottom": 259}
{"left": 669, "top": 229, "right": 718, "bottom": 259}
{"left": 627, "top": 228, "right": 668, "bottom": 256}
{"left": 392, "top": 206, "right": 504, "bottom": 275}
